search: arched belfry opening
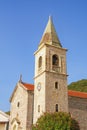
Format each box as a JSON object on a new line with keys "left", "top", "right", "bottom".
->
{"left": 38, "top": 56, "right": 42, "bottom": 68}
{"left": 52, "top": 54, "right": 59, "bottom": 66}
{"left": 52, "top": 54, "right": 59, "bottom": 72}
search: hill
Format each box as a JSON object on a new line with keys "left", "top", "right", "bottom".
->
{"left": 68, "top": 79, "right": 87, "bottom": 92}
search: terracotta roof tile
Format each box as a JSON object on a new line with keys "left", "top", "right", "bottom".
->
{"left": 21, "top": 82, "right": 34, "bottom": 91}
{"left": 21, "top": 82, "right": 87, "bottom": 98}
{"left": 68, "top": 90, "right": 87, "bottom": 98}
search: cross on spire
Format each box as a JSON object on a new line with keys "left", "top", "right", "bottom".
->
{"left": 19, "top": 74, "right": 22, "bottom": 83}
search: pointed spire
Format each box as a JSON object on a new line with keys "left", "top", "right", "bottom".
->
{"left": 39, "top": 17, "right": 62, "bottom": 48}
{"left": 49, "top": 15, "right": 52, "bottom": 22}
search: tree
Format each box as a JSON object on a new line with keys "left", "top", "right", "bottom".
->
{"left": 32, "top": 112, "right": 80, "bottom": 130}
{"left": 5, "top": 111, "right": 10, "bottom": 115}
{"left": 68, "top": 79, "right": 87, "bottom": 92}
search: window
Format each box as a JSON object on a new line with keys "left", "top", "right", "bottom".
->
{"left": 55, "top": 104, "right": 58, "bottom": 112}
{"left": 52, "top": 55, "right": 60, "bottom": 72}
{"left": 52, "top": 55, "right": 59, "bottom": 66}
{"left": 17, "top": 102, "right": 20, "bottom": 108}
{"left": 38, "top": 105, "right": 40, "bottom": 112}
{"left": 38, "top": 56, "right": 42, "bottom": 68}
{"left": 55, "top": 82, "right": 58, "bottom": 89}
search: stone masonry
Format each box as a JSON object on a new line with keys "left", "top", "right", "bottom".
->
{"left": 33, "top": 17, "right": 68, "bottom": 123}
{"left": 9, "top": 82, "right": 33, "bottom": 130}
{"left": 9, "top": 17, "right": 87, "bottom": 130}
{"left": 69, "top": 96, "right": 87, "bottom": 130}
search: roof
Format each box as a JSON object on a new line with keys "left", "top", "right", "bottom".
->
{"left": 10, "top": 80, "right": 87, "bottom": 102}
{"left": 0, "top": 110, "right": 9, "bottom": 122}
{"left": 22, "top": 83, "right": 87, "bottom": 99}
{"left": 39, "top": 16, "right": 62, "bottom": 48}
{"left": 10, "top": 82, "right": 34, "bottom": 102}
{"left": 68, "top": 90, "right": 87, "bottom": 98}
{"left": 21, "top": 82, "right": 34, "bottom": 91}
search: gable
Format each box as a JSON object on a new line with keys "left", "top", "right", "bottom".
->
{"left": 10, "top": 83, "right": 19, "bottom": 102}
{"left": 10, "top": 82, "right": 26, "bottom": 102}
{"left": 10, "top": 82, "right": 34, "bottom": 102}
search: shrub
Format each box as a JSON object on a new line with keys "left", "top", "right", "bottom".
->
{"left": 32, "top": 112, "right": 80, "bottom": 130}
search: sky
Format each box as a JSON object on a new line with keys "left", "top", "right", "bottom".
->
{"left": 0, "top": 0, "right": 87, "bottom": 112}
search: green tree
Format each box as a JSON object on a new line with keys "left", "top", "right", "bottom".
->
{"left": 32, "top": 112, "right": 80, "bottom": 130}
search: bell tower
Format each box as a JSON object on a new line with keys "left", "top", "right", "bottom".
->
{"left": 33, "top": 17, "right": 68, "bottom": 124}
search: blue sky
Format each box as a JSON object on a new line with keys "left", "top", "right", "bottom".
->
{"left": 0, "top": 0, "right": 87, "bottom": 112}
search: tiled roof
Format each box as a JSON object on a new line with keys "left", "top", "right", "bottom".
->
{"left": 68, "top": 90, "right": 87, "bottom": 98}
{"left": 21, "top": 82, "right": 34, "bottom": 91}
{"left": 21, "top": 82, "right": 87, "bottom": 98}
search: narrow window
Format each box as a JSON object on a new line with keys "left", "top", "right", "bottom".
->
{"left": 55, "top": 104, "right": 58, "bottom": 112}
{"left": 17, "top": 102, "right": 20, "bottom": 108}
{"left": 38, "top": 56, "right": 42, "bottom": 68}
{"left": 55, "top": 82, "right": 58, "bottom": 89}
{"left": 38, "top": 105, "right": 40, "bottom": 112}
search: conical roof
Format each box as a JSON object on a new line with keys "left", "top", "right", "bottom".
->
{"left": 39, "top": 16, "right": 62, "bottom": 48}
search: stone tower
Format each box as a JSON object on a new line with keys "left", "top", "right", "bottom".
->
{"left": 33, "top": 17, "right": 68, "bottom": 124}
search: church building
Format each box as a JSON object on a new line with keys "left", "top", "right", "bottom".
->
{"left": 9, "top": 17, "right": 69, "bottom": 130}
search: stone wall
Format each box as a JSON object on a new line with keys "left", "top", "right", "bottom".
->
{"left": 9, "top": 83, "right": 33, "bottom": 130}
{"left": 46, "top": 72, "right": 68, "bottom": 113}
{"left": 69, "top": 96, "right": 87, "bottom": 130}
{"left": 45, "top": 45, "right": 68, "bottom": 113}
{"left": 33, "top": 43, "right": 68, "bottom": 123}
{"left": 26, "top": 91, "right": 34, "bottom": 130}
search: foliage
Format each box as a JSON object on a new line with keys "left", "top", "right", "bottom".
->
{"left": 68, "top": 79, "right": 87, "bottom": 92}
{"left": 5, "top": 111, "right": 10, "bottom": 115}
{"left": 32, "top": 112, "right": 80, "bottom": 130}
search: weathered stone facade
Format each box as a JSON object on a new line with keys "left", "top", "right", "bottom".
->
{"left": 69, "top": 96, "right": 87, "bottom": 130}
{"left": 9, "top": 17, "right": 87, "bottom": 130}
{"left": 33, "top": 17, "right": 68, "bottom": 124}
{"left": 45, "top": 45, "right": 68, "bottom": 113}
{"left": 9, "top": 82, "right": 33, "bottom": 130}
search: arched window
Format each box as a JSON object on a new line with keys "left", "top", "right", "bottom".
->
{"left": 38, "top": 56, "right": 42, "bottom": 68}
{"left": 52, "top": 55, "right": 59, "bottom": 72}
{"left": 55, "top": 104, "right": 58, "bottom": 112}
{"left": 52, "top": 54, "right": 59, "bottom": 66}
{"left": 55, "top": 82, "right": 58, "bottom": 89}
